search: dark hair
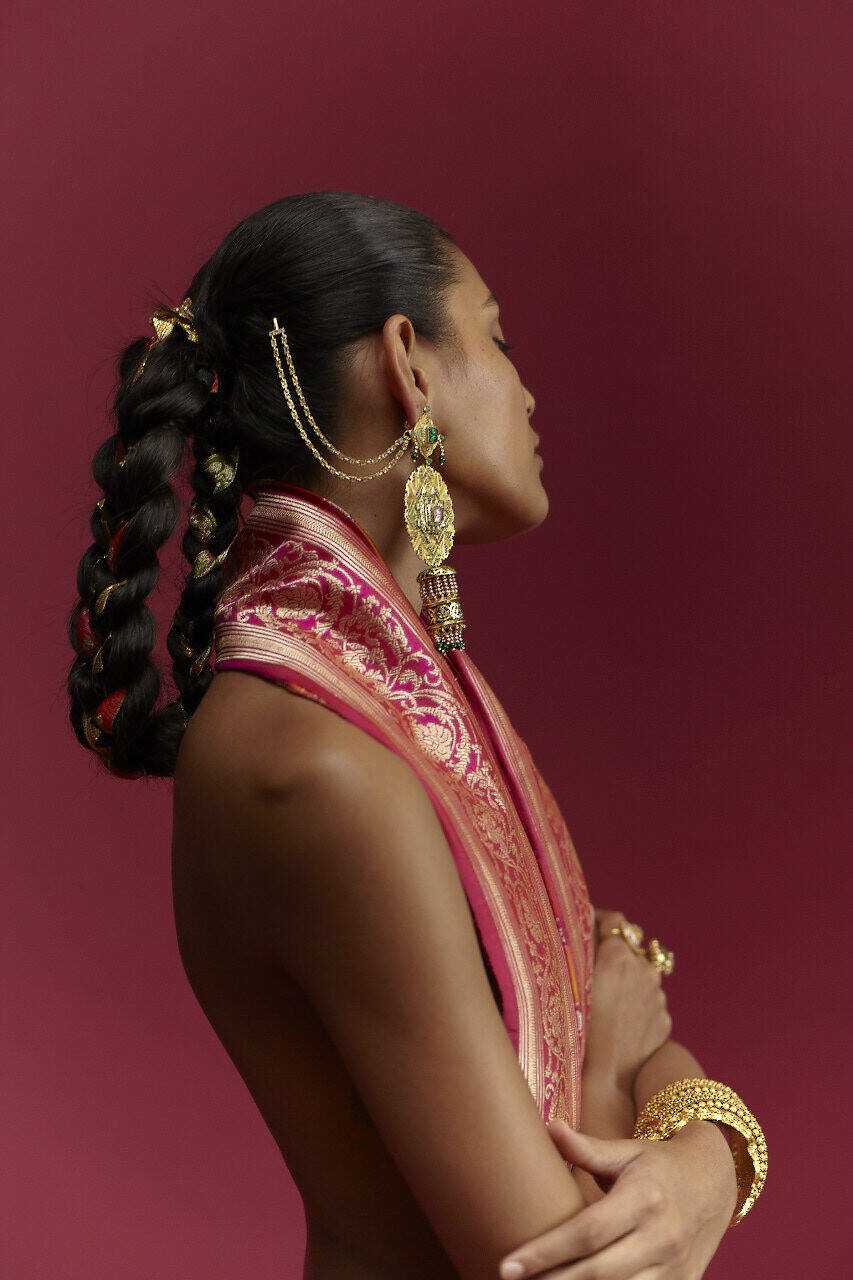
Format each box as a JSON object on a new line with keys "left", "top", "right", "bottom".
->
{"left": 68, "top": 191, "right": 463, "bottom": 779}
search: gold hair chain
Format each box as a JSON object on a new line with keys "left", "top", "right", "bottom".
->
{"left": 269, "top": 318, "right": 411, "bottom": 480}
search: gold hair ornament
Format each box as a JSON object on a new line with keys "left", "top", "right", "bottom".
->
{"left": 129, "top": 296, "right": 198, "bottom": 387}
{"left": 268, "top": 317, "right": 465, "bottom": 653}
{"left": 633, "top": 1077, "right": 768, "bottom": 1227}
{"left": 202, "top": 449, "right": 239, "bottom": 493}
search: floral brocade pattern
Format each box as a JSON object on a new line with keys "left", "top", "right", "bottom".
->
{"left": 213, "top": 484, "right": 593, "bottom": 1126}
{"left": 523, "top": 749, "right": 596, "bottom": 1036}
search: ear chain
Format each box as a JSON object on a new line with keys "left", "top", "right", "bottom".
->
{"left": 269, "top": 318, "right": 412, "bottom": 480}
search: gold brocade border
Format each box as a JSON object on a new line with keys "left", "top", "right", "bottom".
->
{"left": 467, "top": 665, "right": 595, "bottom": 1034}
{"left": 453, "top": 660, "right": 595, "bottom": 1113}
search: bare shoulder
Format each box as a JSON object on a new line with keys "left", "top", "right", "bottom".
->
{"left": 176, "top": 668, "right": 379, "bottom": 794}
{"left": 173, "top": 668, "right": 434, "bottom": 885}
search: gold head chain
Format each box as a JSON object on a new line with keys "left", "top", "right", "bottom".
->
{"left": 269, "top": 316, "right": 412, "bottom": 480}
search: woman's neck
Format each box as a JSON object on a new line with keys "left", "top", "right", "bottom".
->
{"left": 308, "top": 476, "right": 432, "bottom": 616}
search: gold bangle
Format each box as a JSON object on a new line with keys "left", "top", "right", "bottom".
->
{"left": 633, "top": 1077, "right": 768, "bottom": 1227}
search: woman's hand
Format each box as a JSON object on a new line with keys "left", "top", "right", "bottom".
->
{"left": 497, "top": 1118, "right": 737, "bottom": 1279}
{"left": 583, "top": 909, "right": 672, "bottom": 1092}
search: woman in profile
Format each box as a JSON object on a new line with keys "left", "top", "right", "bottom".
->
{"left": 68, "top": 192, "right": 766, "bottom": 1280}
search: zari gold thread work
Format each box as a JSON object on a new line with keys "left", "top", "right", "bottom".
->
{"left": 267, "top": 316, "right": 466, "bottom": 652}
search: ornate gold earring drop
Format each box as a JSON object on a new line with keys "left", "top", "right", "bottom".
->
{"left": 403, "top": 404, "right": 466, "bottom": 653}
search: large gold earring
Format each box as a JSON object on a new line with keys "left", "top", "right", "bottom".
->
{"left": 403, "top": 404, "right": 466, "bottom": 653}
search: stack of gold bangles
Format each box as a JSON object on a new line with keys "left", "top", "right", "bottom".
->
{"left": 603, "top": 919, "right": 768, "bottom": 1226}
{"left": 634, "top": 1077, "right": 768, "bottom": 1226}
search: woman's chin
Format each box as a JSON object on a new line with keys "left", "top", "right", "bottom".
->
{"left": 500, "top": 484, "right": 550, "bottom": 538}
{"left": 522, "top": 473, "right": 550, "bottom": 530}
{"left": 456, "top": 473, "right": 550, "bottom": 542}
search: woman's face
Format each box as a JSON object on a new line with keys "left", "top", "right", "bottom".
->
{"left": 429, "top": 249, "right": 546, "bottom": 543}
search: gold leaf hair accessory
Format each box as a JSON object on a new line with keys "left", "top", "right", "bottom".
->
{"left": 129, "top": 296, "right": 199, "bottom": 388}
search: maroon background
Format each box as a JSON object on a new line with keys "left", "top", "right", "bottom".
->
{"left": 3, "top": 2, "right": 849, "bottom": 1276}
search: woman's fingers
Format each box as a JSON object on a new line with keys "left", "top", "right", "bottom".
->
{"left": 544, "top": 1271, "right": 664, "bottom": 1280}
{"left": 546, "top": 1122, "right": 644, "bottom": 1195}
{"left": 533, "top": 1225, "right": 667, "bottom": 1279}
{"left": 500, "top": 1204, "right": 685, "bottom": 1280}
{"left": 498, "top": 1177, "right": 645, "bottom": 1278}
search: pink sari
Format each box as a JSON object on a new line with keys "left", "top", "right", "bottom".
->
{"left": 213, "top": 482, "right": 595, "bottom": 1127}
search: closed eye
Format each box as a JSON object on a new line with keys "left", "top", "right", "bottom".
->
{"left": 494, "top": 338, "right": 515, "bottom": 354}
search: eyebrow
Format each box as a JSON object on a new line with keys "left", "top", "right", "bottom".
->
{"left": 481, "top": 291, "right": 500, "bottom": 310}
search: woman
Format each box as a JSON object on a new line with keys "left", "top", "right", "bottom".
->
{"left": 68, "top": 192, "right": 766, "bottom": 1279}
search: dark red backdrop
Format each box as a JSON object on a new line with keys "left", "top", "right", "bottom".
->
{"left": 4, "top": 2, "right": 849, "bottom": 1275}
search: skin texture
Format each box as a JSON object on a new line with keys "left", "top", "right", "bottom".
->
{"left": 172, "top": 249, "right": 737, "bottom": 1279}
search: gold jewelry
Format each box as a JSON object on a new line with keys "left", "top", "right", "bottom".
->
{"left": 187, "top": 500, "right": 216, "bottom": 543}
{"left": 602, "top": 920, "right": 674, "bottom": 975}
{"left": 93, "top": 581, "right": 123, "bottom": 614}
{"left": 403, "top": 404, "right": 465, "bottom": 653}
{"left": 269, "top": 318, "right": 411, "bottom": 480}
{"left": 633, "top": 1077, "right": 768, "bottom": 1227}
{"left": 130, "top": 296, "right": 198, "bottom": 387}
{"left": 192, "top": 546, "right": 231, "bottom": 580}
{"left": 202, "top": 450, "right": 239, "bottom": 493}
{"left": 267, "top": 317, "right": 466, "bottom": 653}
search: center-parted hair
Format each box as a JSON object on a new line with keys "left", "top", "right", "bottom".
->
{"left": 68, "top": 191, "right": 462, "bottom": 779}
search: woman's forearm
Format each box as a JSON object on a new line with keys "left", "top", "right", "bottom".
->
{"left": 581, "top": 1064, "right": 637, "bottom": 1137}
{"left": 632, "top": 1036, "right": 707, "bottom": 1112}
{"left": 576, "top": 1064, "right": 637, "bottom": 1202}
{"left": 580, "top": 1038, "right": 708, "bottom": 1141}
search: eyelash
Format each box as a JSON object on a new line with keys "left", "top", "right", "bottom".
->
{"left": 494, "top": 337, "right": 515, "bottom": 354}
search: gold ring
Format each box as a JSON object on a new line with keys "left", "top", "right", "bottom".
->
{"left": 601, "top": 921, "right": 675, "bottom": 975}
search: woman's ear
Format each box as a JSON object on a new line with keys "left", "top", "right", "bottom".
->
{"left": 381, "top": 313, "right": 430, "bottom": 425}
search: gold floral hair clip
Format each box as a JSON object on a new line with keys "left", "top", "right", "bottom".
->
{"left": 129, "top": 296, "right": 199, "bottom": 388}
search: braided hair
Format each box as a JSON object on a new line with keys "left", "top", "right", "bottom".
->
{"left": 68, "top": 191, "right": 463, "bottom": 778}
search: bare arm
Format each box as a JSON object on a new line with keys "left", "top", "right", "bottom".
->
{"left": 581, "top": 1064, "right": 636, "bottom": 1140}
{"left": 234, "top": 702, "right": 588, "bottom": 1280}
{"left": 632, "top": 1036, "right": 706, "bottom": 1111}
{"left": 574, "top": 1065, "right": 637, "bottom": 1203}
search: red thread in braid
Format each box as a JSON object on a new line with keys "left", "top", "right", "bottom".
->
{"left": 94, "top": 687, "right": 127, "bottom": 733}
{"left": 106, "top": 522, "right": 128, "bottom": 573}
{"left": 76, "top": 607, "right": 98, "bottom": 657}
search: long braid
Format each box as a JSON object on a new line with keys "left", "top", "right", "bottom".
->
{"left": 68, "top": 313, "right": 217, "bottom": 776}
{"left": 167, "top": 397, "right": 242, "bottom": 714}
